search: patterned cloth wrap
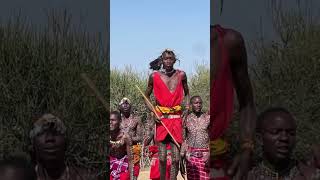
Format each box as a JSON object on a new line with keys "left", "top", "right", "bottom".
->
{"left": 132, "top": 144, "right": 141, "bottom": 177}
{"left": 186, "top": 147, "right": 210, "bottom": 180}
{"left": 110, "top": 155, "right": 129, "bottom": 180}
{"left": 132, "top": 144, "right": 141, "bottom": 165}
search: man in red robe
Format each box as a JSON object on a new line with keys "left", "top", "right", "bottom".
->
{"left": 145, "top": 49, "right": 190, "bottom": 180}
{"left": 210, "top": 24, "right": 256, "bottom": 180}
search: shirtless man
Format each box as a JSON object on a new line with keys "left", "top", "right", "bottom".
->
{"left": 110, "top": 111, "right": 133, "bottom": 180}
{"left": 181, "top": 96, "right": 210, "bottom": 180}
{"left": 118, "top": 97, "right": 143, "bottom": 179}
{"left": 145, "top": 49, "right": 190, "bottom": 180}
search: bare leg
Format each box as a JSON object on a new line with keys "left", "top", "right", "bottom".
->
{"left": 170, "top": 140, "right": 180, "bottom": 180}
{"left": 158, "top": 141, "right": 167, "bottom": 180}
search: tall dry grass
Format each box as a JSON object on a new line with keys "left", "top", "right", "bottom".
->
{"left": 0, "top": 10, "right": 108, "bottom": 176}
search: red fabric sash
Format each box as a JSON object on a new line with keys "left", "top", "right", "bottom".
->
{"left": 153, "top": 70, "right": 184, "bottom": 108}
{"left": 210, "top": 24, "right": 234, "bottom": 140}
{"left": 153, "top": 70, "right": 184, "bottom": 143}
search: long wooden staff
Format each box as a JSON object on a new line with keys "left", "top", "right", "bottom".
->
{"left": 134, "top": 85, "right": 180, "bottom": 149}
{"left": 81, "top": 73, "right": 109, "bottom": 111}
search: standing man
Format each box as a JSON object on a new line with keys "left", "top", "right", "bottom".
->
{"left": 110, "top": 111, "right": 133, "bottom": 180}
{"left": 145, "top": 49, "right": 190, "bottom": 180}
{"left": 211, "top": 25, "right": 256, "bottom": 180}
{"left": 118, "top": 97, "right": 143, "bottom": 180}
{"left": 181, "top": 96, "right": 210, "bottom": 180}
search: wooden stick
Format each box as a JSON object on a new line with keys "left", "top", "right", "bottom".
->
{"left": 81, "top": 73, "right": 108, "bottom": 111}
{"left": 135, "top": 85, "right": 180, "bottom": 149}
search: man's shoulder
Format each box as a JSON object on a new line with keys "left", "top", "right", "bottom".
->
{"left": 176, "top": 69, "right": 186, "bottom": 78}
{"left": 203, "top": 113, "right": 210, "bottom": 121}
{"left": 224, "top": 28, "right": 244, "bottom": 48}
{"left": 149, "top": 71, "right": 157, "bottom": 78}
{"left": 211, "top": 24, "right": 243, "bottom": 42}
{"left": 131, "top": 114, "right": 142, "bottom": 123}
{"left": 176, "top": 69, "right": 186, "bottom": 74}
{"left": 246, "top": 165, "right": 262, "bottom": 179}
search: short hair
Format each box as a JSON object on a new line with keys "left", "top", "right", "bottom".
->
{"left": 190, "top": 96, "right": 202, "bottom": 103}
{"left": 257, "top": 107, "right": 293, "bottom": 133}
{"left": 110, "top": 110, "right": 121, "bottom": 121}
{"left": 0, "top": 155, "right": 36, "bottom": 180}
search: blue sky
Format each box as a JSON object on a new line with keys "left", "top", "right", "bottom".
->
{"left": 110, "top": 0, "right": 210, "bottom": 75}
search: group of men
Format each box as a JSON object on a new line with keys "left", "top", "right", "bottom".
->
{"left": 109, "top": 49, "right": 213, "bottom": 180}
{"left": 109, "top": 25, "right": 320, "bottom": 180}
{"left": 110, "top": 98, "right": 143, "bottom": 180}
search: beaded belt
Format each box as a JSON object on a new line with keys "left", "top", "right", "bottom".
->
{"left": 187, "top": 147, "right": 209, "bottom": 158}
{"left": 160, "top": 114, "right": 181, "bottom": 119}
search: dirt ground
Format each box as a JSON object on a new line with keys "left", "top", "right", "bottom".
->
{"left": 137, "top": 168, "right": 185, "bottom": 180}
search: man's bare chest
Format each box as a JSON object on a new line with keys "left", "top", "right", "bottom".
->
{"left": 158, "top": 72, "right": 180, "bottom": 92}
{"left": 120, "top": 118, "right": 137, "bottom": 132}
{"left": 186, "top": 116, "right": 210, "bottom": 132}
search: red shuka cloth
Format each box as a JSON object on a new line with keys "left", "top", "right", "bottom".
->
{"left": 153, "top": 70, "right": 184, "bottom": 144}
{"left": 110, "top": 156, "right": 130, "bottom": 180}
{"left": 210, "top": 25, "right": 234, "bottom": 140}
{"left": 149, "top": 144, "right": 172, "bottom": 180}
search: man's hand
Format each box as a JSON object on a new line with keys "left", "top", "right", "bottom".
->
{"left": 143, "top": 136, "right": 152, "bottom": 146}
{"left": 180, "top": 157, "right": 187, "bottom": 180}
{"left": 154, "top": 117, "right": 161, "bottom": 123}
{"left": 151, "top": 112, "right": 161, "bottom": 123}
{"left": 227, "top": 149, "right": 252, "bottom": 180}
{"left": 181, "top": 109, "right": 190, "bottom": 119}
